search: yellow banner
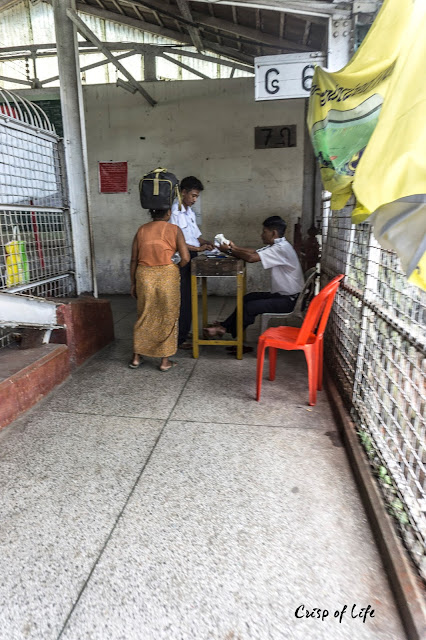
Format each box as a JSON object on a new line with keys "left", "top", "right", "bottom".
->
{"left": 308, "top": 0, "right": 426, "bottom": 291}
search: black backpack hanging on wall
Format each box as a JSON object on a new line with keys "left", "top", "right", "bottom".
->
{"left": 139, "top": 168, "right": 180, "bottom": 210}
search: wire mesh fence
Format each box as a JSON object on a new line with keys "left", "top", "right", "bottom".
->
{"left": 321, "top": 201, "right": 426, "bottom": 581}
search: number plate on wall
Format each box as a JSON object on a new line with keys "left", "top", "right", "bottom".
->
{"left": 255, "top": 125, "right": 296, "bottom": 149}
{"left": 255, "top": 52, "right": 326, "bottom": 100}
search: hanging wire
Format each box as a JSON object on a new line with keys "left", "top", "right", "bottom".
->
{"left": 0, "top": 38, "right": 32, "bottom": 81}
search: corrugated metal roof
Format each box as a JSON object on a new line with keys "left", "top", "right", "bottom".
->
{"left": 0, "top": 1, "right": 380, "bottom": 90}
{"left": 75, "top": 0, "right": 329, "bottom": 60}
{"left": 0, "top": 0, "right": 260, "bottom": 88}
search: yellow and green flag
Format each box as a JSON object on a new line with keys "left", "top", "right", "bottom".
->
{"left": 308, "top": 0, "right": 426, "bottom": 291}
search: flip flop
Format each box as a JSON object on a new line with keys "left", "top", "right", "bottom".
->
{"left": 203, "top": 327, "right": 226, "bottom": 339}
{"left": 159, "top": 360, "right": 178, "bottom": 372}
{"left": 225, "top": 345, "right": 254, "bottom": 354}
{"left": 178, "top": 342, "right": 192, "bottom": 350}
{"left": 128, "top": 360, "right": 143, "bottom": 369}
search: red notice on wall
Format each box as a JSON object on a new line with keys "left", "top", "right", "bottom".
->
{"left": 99, "top": 161, "right": 128, "bottom": 193}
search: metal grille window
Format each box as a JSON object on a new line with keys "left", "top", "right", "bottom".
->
{"left": 0, "top": 126, "right": 63, "bottom": 209}
{"left": 0, "top": 90, "right": 74, "bottom": 296}
{"left": 0, "top": 209, "right": 73, "bottom": 292}
{"left": 0, "top": 90, "right": 75, "bottom": 346}
{"left": 321, "top": 201, "right": 426, "bottom": 581}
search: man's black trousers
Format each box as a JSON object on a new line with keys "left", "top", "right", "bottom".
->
{"left": 221, "top": 291, "right": 298, "bottom": 338}
{"left": 178, "top": 251, "right": 198, "bottom": 346}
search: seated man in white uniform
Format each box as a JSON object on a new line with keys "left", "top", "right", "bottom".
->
{"left": 170, "top": 176, "right": 212, "bottom": 348}
{"left": 203, "top": 216, "right": 304, "bottom": 340}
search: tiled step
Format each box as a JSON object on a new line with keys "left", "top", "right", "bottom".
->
{"left": 0, "top": 344, "right": 70, "bottom": 430}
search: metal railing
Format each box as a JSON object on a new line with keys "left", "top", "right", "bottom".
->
{"left": 321, "top": 200, "right": 426, "bottom": 581}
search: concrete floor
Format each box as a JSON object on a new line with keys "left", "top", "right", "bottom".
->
{"left": 0, "top": 295, "right": 406, "bottom": 640}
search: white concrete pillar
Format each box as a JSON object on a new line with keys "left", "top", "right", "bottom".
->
{"left": 52, "top": 0, "right": 94, "bottom": 294}
{"left": 327, "top": 16, "right": 353, "bottom": 71}
{"left": 144, "top": 50, "right": 157, "bottom": 82}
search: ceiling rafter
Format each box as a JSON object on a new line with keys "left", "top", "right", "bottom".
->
{"left": 133, "top": 5, "right": 143, "bottom": 20}
{"left": 231, "top": 6, "right": 242, "bottom": 52}
{"left": 302, "top": 20, "right": 312, "bottom": 46}
{"left": 41, "top": 49, "right": 138, "bottom": 86}
{"left": 152, "top": 10, "right": 164, "bottom": 27}
{"left": 279, "top": 12, "right": 285, "bottom": 39}
{"left": 66, "top": 8, "right": 156, "bottom": 106}
{"left": 114, "top": 0, "right": 313, "bottom": 52}
{"left": 255, "top": 9, "right": 261, "bottom": 56}
{"left": 160, "top": 52, "right": 209, "bottom": 79}
{"left": 76, "top": 3, "right": 255, "bottom": 65}
{"left": 168, "top": 47, "right": 252, "bottom": 73}
{"left": 0, "top": 74, "right": 32, "bottom": 86}
{"left": 255, "top": 9, "right": 261, "bottom": 31}
{"left": 111, "top": 0, "right": 125, "bottom": 15}
{"left": 175, "top": 0, "right": 204, "bottom": 52}
{"left": 0, "top": 0, "right": 20, "bottom": 10}
{"left": 0, "top": 41, "right": 253, "bottom": 74}
{"left": 76, "top": 3, "right": 193, "bottom": 44}
{"left": 205, "top": 41, "right": 253, "bottom": 66}
{"left": 192, "top": 0, "right": 350, "bottom": 20}
{"left": 191, "top": 11, "right": 311, "bottom": 52}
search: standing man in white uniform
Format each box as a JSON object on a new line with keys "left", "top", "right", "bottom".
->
{"left": 203, "top": 216, "right": 304, "bottom": 339}
{"left": 170, "top": 176, "right": 212, "bottom": 348}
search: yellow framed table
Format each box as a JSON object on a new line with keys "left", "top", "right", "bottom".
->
{"left": 191, "top": 255, "right": 246, "bottom": 359}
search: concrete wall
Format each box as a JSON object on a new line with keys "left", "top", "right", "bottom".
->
{"left": 19, "top": 79, "right": 309, "bottom": 294}
{"left": 82, "top": 79, "right": 307, "bottom": 294}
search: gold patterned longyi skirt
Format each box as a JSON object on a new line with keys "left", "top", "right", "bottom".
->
{"left": 133, "top": 263, "right": 180, "bottom": 358}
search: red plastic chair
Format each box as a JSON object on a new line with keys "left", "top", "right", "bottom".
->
{"left": 256, "top": 274, "right": 344, "bottom": 406}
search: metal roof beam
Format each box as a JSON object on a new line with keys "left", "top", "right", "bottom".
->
{"left": 168, "top": 48, "right": 252, "bottom": 73}
{"left": 41, "top": 49, "right": 138, "bottom": 86}
{"left": 192, "top": 1, "right": 350, "bottom": 20}
{"left": 175, "top": 0, "right": 204, "bottom": 52}
{"left": 66, "top": 8, "right": 156, "bottom": 106}
{"left": 204, "top": 42, "right": 253, "bottom": 66}
{"left": 0, "top": 42, "right": 253, "bottom": 73}
{"left": 193, "top": 10, "right": 312, "bottom": 52}
{"left": 119, "top": 0, "right": 316, "bottom": 51}
{"left": 111, "top": 0, "right": 125, "bottom": 15}
{"left": 160, "top": 53, "right": 210, "bottom": 79}
{"left": 0, "top": 0, "right": 21, "bottom": 10}
{"left": 302, "top": 20, "right": 311, "bottom": 46}
{"left": 0, "top": 75, "right": 32, "bottom": 86}
{"left": 76, "top": 3, "right": 193, "bottom": 45}
{"left": 76, "top": 4, "right": 254, "bottom": 64}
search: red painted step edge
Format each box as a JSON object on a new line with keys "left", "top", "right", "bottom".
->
{"left": 0, "top": 345, "right": 70, "bottom": 431}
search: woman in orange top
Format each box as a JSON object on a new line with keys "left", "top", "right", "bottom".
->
{"left": 130, "top": 208, "right": 190, "bottom": 371}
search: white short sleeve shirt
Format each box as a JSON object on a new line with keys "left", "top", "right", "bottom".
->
{"left": 170, "top": 200, "right": 202, "bottom": 247}
{"left": 257, "top": 238, "right": 304, "bottom": 295}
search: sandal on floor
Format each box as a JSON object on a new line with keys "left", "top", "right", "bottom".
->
{"left": 159, "top": 360, "right": 178, "bottom": 372}
{"left": 128, "top": 359, "right": 143, "bottom": 369}
{"left": 226, "top": 345, "right": 254, "bottom": 354}
{"left": 203, "top": 326, "right": 226, "bottom": 339}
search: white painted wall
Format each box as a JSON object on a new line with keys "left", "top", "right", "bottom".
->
{"left": 83, "top": 78, "right": 307, "bottom": 294}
